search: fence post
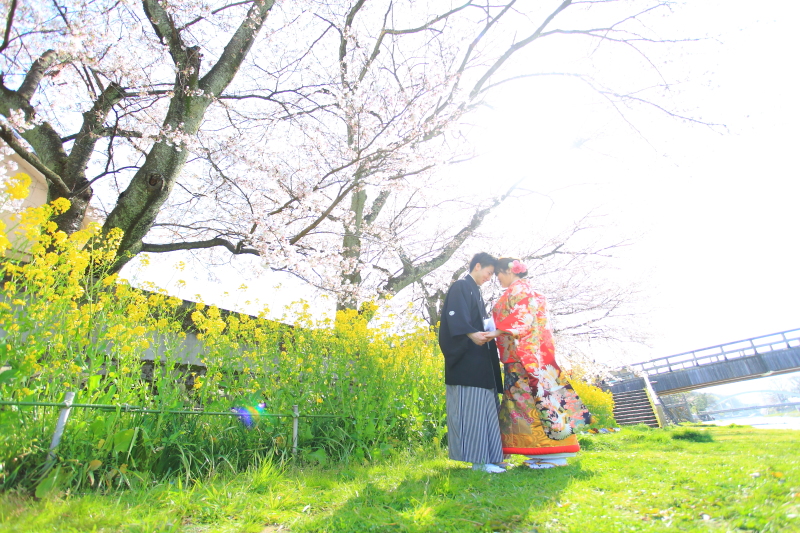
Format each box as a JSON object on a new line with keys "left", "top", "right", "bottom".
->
{"left": 292, "top": 404, "right": 299, "bottom": 456}
{"left": 45, "top": 391, "right": 75, "bottom": 467}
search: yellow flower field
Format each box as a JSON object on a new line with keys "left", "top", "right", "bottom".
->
{"left": 0, "top": 189, "right": 611, "bottom": 494}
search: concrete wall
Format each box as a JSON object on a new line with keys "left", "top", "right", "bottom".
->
{"left": 1, "top": 139, "right": 100, "bottom": 258}
{"left": 1, "top": 143, "right": 50, "bottom": 258}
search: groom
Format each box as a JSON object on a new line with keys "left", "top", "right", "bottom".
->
{"left": 438, "top": 252, "right": 505, "bottom": 473}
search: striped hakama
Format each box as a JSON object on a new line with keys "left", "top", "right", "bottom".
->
{"left": 445, "top": 384, "right": 503, "bottom": 464}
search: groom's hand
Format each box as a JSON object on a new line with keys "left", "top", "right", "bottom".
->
{"left": 467, "top": 331, "right": 490, "bottom": 346}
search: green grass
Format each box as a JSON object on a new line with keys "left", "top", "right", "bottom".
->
{"left": 1, "top": 425, "right": 799, "bottom": 532}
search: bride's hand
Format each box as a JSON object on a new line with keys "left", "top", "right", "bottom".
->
{"left": 485, "top": 330, "right": 505, "bottom": 340}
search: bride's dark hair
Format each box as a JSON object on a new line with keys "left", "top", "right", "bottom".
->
{"left": 496, "top": 257, "right": 528, "bottom": 278}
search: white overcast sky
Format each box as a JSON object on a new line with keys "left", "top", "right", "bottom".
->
{"left": 455, "top": 0, "right": 800, "bottom": 360}
{"left": 126, "top": 0, "right": 800, "bottom": 365}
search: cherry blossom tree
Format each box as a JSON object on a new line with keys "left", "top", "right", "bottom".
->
{"left": 408, "top": 213, "right": 650, "bottom": 366}
{"left": 0, "top": 0, "right": 698, "bottom": 311}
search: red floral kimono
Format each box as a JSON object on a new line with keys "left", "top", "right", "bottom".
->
{"left": 492, "top": 279, "right": 591, "bottom": 455}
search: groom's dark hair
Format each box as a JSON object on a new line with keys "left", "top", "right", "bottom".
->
{"left": 469, "top": 252, "right": 497, "bottom": 272}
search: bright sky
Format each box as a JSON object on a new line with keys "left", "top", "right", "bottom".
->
{"left": 125, "top": 1, "right": 800, "bottom": 367}
{"left": 454, "top": 0, "right": 800, "bottom": 360}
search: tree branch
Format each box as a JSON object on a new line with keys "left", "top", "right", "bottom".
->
{"left": 364, "top": 189, "right": 390, "bottom": 225}
{"left": 18, "top": 49, "right": 57, "bottom": 102}
{"left": 0, "top": 0, "right": 18, "bottom": 53}
{"left": 65, "top": 82, "right": 126, "bottom": 181}
{"left": 199, "top": 0, "right": 275, "bottom": 96}
{"left": 141, "top": 237, "right": 260, "bottom": 256}
{"left": 141, "top": 0, "right": 187, "bottom": 67}
{"left": 177, "top": 0, "right": 254, "bottom": 32}
{"left": 469, "top": 0, "right": 573, "bottom": 100}
{"left": 383, "top": 179, "right": 522, "bottom": 293}
{"left": 0, "top": 124, "right": 70, "bottom": 195}
{"left": 289, "top": 179, "right": 360, "bottom": 245}
{"left": 357, "top": 1, "right": 476, "bottom": 83}
{"left": 61, "top": 127, "right": 142, "bottom": 143}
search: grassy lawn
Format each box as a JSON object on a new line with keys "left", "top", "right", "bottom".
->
{"left": 1, "top": 425, "right": 798, "bottom": 532}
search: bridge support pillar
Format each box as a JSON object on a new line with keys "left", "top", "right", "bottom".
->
{"left": 642, "top": 372, "right": 667, "bottom": 428}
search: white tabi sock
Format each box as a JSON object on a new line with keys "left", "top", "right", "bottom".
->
{"left": 471, "top": 463, "right": 506, "bottom": 473}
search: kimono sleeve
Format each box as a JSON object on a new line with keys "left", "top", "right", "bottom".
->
{"left": 443, "top": 281, "right": 479, "bottom": 337}
{"left": 495, "top": 293, "right": 534, "bottom": 337}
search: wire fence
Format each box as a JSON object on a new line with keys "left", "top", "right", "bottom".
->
{"left": 0, "top": 395, "right": 441, "bottom": 459}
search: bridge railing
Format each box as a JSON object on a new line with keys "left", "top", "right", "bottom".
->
{"left": 630, "top": 328, "right": 800, "bottom": 375}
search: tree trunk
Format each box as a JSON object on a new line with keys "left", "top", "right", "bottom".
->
{"left": 102, "top": 0, "right": 274, "bottom": 271}
{"left": 337, "top": 187, "right": 367, "bottom": 311}
{"left": 0, "top": 0, "right": 275, "bottom": 273}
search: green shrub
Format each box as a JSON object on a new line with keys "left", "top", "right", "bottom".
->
{"left": 670, "top": 428, "right": 714, "bottom": 442}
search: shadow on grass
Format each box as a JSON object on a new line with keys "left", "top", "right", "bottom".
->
{"left": 298, "top": 459, "right": 593, "bottom": 533}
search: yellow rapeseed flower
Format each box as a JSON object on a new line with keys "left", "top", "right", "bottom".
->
{"left": 50, "top": 197, "right": 71, "bottom": 214}
{"left": 4, "top": 173, "right": 31, "bottom": 200}
{"left": 68, "top": 229, "right": 90, "bottom": 246}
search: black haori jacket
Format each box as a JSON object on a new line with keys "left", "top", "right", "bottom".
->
{"left": 438, "top": 275, "right": 503, "bottom": 392}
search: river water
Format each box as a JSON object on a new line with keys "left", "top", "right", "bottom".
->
{"left": 705, "top": 415, "right": 800, "bottom": 430}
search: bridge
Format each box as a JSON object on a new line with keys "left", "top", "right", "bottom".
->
{"left": 611, "top": 328, "right": 800, "bottom": 395}
{"left": 606, "top": 328, "right": 800, "bottom": 426}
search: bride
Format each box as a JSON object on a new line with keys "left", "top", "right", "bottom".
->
{"left": 488, "top": 257, "right": 593, "bottom": 468}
